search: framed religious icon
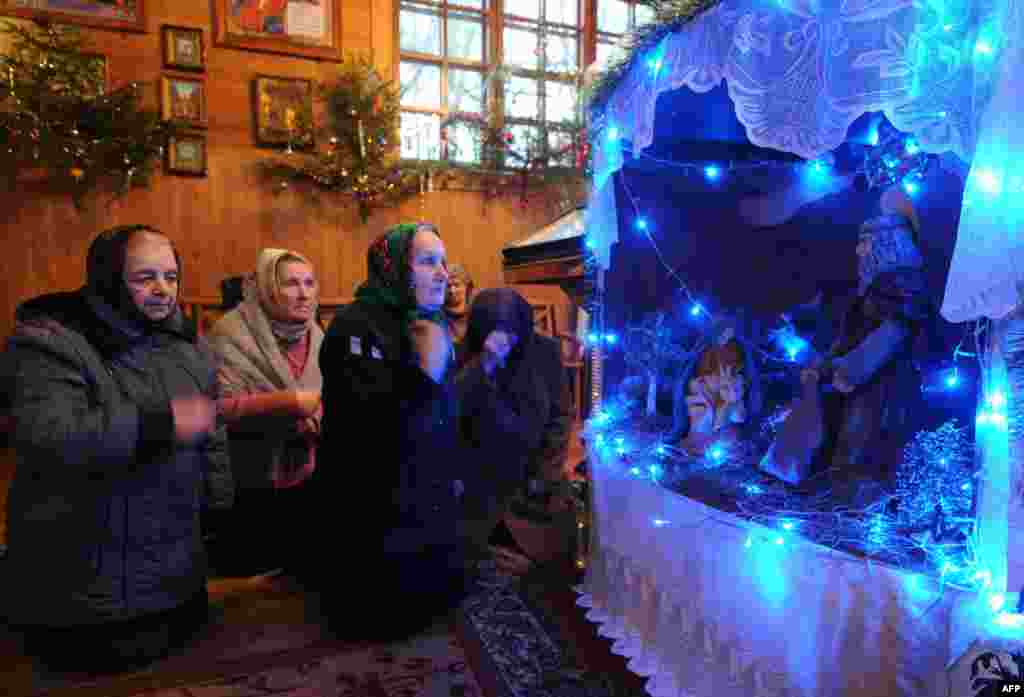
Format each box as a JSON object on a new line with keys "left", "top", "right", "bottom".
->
{"left": 252, "top": 75, "right": 314, "bottom": 149}
{"left": 212, "top": 0, "right": 342, "bottom": 62}
{"left": 161, "top": 75, "right": 207, "bottom": 128}
{"left": 0, "top": 0, "right": 145, "bottom": 32}
{"left": 162, "top": 25, "right": 205, "bottom": 71}
{"left": 166, "top": 133, "right": 207, "bottom": 177}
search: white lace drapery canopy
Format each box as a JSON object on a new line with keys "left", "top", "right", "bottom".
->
{"left": 586, "top": 0, "right": 1024, "bottom": 323}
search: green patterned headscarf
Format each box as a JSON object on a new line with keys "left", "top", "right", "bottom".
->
{"left": 354, "top": 223, "right": 449, "bottom": 331}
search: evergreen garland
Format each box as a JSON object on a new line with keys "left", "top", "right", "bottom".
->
{"left": 585, "top": 0, "right": 722, "bottom": 115}
{"left": 260, "top": 54, "right": 424, "bottom": 224}
{"left": 0, "top": 20, "right": 176, "bottom": 207}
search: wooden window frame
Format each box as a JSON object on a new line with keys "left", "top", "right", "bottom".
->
{"left": 397, "top": 0, "right": 642, "bottom": 165}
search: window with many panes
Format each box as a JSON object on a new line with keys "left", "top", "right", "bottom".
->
{"left": 398, "top": 0, "right": 648, "bottom": 166}
{"left": 398, "top": 0, "right": 491, "bottom": 162}
{"left": 502, "top": 0, "right": 581, "bottom": 168}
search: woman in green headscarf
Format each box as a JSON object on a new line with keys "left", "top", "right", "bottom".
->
{"left": 305, "top": 223, "right": 470, "bottom": 640}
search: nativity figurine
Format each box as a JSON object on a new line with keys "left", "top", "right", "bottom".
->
{"left": 759, "top": 185, "right": 933, "bottom": 500}
{"left": 671, "top": 313, "right": 761, "bottom": 456}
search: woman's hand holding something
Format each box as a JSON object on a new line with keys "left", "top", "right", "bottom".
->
{"left": 481, "top": 330, "right": 517, "bottom": 377}
{"left": 171, "top": 394, "right": 217, "bottom": 445}
{"left": 293, "top": 389, "right": 321, "bottom": 417}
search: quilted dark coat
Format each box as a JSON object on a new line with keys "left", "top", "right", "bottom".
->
{"left": 307, "top": 300, "right": 468, "bottom": 639}
{"left": 1, "top": 290, "right": 232, "bottom": 628}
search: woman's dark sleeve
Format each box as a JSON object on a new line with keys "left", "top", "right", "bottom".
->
{"left": 4, "top": 324, "right": 174, "bottom": 476}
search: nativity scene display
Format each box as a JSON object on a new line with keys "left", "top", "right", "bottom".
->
{"left": 590, "top": 121, "right": 980, "bottom": 585}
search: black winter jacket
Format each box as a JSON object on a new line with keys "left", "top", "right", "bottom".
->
{"left": 1, "top": 291, "right": 232, "bottom": 628}
{"left": 311, "top": 302, "right": 466, "bottom": 582}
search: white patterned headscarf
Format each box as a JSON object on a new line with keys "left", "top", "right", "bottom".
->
{"left": 858, "top": 214, "right": 924, "bottom": 296}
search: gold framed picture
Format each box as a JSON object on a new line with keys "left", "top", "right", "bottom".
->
{"left": 252, "top": 75, "right": 314, "bottom": 149}
{"left": 212, "top": 0, "right": 342, "bottom": 62}
{"left": 166, "top": 133, "right": 207, "bottom": 177}
{"left": 161, "top": 75, "right": 206, "bottom": 129}
{"left": 0, "top": 0, "right": 145, "bottom": 32}
{"left": 162, "top": 25, "right": 204, "bottom": 72}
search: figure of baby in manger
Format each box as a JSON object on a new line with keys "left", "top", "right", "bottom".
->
{"left": 671, "top": 314, "right": 761, "bottom": 457}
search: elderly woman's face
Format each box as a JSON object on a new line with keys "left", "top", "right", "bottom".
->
{"left": 446, "top": 277, "right": 467, "bottom": 312}
{"left": 122, "top": 232, "right": 179, "bottom": 322}
{"left": 410, "top": 229, "right": 449, "bottom": 311}
{"left": 276, "top": 260, "right": 318, "bottom": 323}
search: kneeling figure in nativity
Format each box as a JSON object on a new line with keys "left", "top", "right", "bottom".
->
{"left": 760, "top": 186, "right": 933, "bottom": 502}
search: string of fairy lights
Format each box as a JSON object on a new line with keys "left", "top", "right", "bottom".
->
{"left": 576, "top": 124, "right": 1012, "bottom": 606}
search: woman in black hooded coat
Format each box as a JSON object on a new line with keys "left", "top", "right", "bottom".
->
{"left": 455, "top": 288, "right": 572, "bottom": 557}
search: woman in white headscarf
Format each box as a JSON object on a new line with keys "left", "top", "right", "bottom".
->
{"left": 205, "top": 248, "right": 324, "bottom": 578}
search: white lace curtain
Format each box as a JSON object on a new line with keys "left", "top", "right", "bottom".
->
{"left": 585, "top": 0, "right": 1024, "bottom": 323}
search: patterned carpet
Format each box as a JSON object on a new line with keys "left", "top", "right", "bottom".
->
{"left": 458, "top": 570, "right": 641, "bottom": 697}
{"left": 131, "top": 625, "right": 481, "bottom": 697}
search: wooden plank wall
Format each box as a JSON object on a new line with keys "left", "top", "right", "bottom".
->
{"left": 0, "top": 0, "right": 560, "bottom": 341}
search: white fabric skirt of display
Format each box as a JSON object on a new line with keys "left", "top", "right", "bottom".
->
{"left": 576, "top": 445, "right": 1001, "bottom": 697}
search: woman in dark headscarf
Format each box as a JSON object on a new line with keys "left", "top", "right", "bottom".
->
{"left": 306, "top": 223, "right": 468, "bottom": 640}
{"left": 455, "top": 288, "right": 572, "bottom": 564}
{"left": 2, "top": 225, "right": 231, "bottom": 675}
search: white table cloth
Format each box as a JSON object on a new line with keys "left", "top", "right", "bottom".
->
{"left": 577, "top": 446, "right": 988, "bottom": 697}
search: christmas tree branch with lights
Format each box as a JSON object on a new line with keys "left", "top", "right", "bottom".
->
{"left": 438, "top": 56, "right": 590, "bottom": 213}
{"left": 260, "top": 55, "right": 425, "bottom": 224}
{"left": 0, "top": 20, "right": 176, "bottom": 207}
